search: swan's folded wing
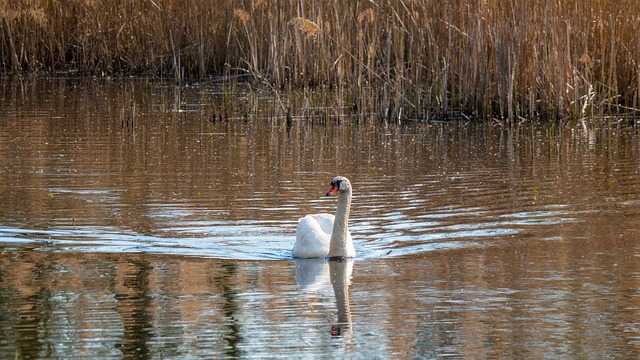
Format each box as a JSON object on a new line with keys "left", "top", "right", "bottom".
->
{"left": 310, "top": 213, "right": 335, "bottom": 234}
{"left": 309, "top": 213, "right": 352, "bottom": 244}
{"left": 293, "top": 214, "right": 333, "bottom": 258}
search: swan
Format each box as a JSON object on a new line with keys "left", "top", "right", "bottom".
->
{"left": 293, "top": 176, "right": 355, "bottom": 259}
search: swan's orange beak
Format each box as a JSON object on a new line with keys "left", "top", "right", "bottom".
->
{"left": 326, "top": 183, "right": 339, "bottom": 196}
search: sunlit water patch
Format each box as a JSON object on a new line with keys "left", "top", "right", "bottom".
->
{"left": 0, "top": 201, "right": 585, "bottom": 261}
{"left": 0, "top": 224, "right": 292, "bottom": 260}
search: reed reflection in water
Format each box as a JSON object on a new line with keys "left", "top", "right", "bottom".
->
{"left": 0, "top": 79, "right": 640, "bottom": 357}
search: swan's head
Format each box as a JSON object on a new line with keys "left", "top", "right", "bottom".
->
{"left": 326, "top": 176, "right": 351, "bottom": 196}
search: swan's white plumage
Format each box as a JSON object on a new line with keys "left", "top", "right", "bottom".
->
{"left": 293, "top": 176, "right": 355, "bottom": 259}
{"left": 293, "top": 213, "right": 354, "bottom": 258}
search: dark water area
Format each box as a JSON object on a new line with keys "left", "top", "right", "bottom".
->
{"left": 1, "top": 79, "right": 640, "bottom": 358}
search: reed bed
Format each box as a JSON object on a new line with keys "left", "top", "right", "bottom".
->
{"left": 1, "top": 0, "right": 639, "bottom": 120}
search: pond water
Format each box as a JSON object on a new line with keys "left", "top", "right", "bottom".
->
{"left": 1, "top": 79, "right": 640, "bottom": 358}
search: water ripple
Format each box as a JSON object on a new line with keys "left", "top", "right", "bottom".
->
{"left": 0, "top": 203, "right": 582, "bottom": 260}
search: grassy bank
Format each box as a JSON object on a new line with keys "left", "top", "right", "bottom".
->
{"left": 1, "top": 0, "right": 639, "bottom": 120}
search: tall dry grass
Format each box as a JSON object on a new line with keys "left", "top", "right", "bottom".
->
{"left": 1, "top": 0, "right": 639, "bottom": 120}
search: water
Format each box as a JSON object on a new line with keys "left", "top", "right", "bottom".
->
{"left": 1, "top": 79, "right": 640, "bottom": 358}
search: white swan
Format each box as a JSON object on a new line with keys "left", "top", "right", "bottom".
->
{"left": 293, "top": 176, "right": 355, "bottom": 259}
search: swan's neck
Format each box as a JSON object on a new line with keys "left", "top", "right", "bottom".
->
{"left": 328, "top": 189, "right": 351, "bottom": 258}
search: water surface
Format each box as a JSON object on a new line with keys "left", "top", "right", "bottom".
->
{"left": 1, "top": 79, "right": 640, "bottom": 358}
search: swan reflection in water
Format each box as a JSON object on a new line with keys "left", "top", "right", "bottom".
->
{"left": 295, "top": 258, "right": 353, "bottom": 337}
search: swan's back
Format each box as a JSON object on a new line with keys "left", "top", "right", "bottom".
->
{"left": 306, "top": 213, "right": 335, "bottom": 234}
{"left": 293, "top": 214, "right": 333, "bottom": 258}
{"left": 293, "top": 213, "right": 354, "bottom": 258}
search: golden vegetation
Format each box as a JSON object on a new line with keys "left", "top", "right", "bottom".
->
{"left": 1, "top": 0, "right": 639, "bottom": 120}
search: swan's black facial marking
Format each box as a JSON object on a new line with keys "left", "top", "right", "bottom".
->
{"left": 326, "top": 178, "right": 341, "bottom": 196}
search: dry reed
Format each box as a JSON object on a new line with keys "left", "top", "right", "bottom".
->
{"left": 1, "top": 0, "right": 639, "bottom": 120}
